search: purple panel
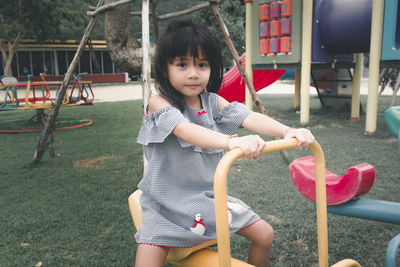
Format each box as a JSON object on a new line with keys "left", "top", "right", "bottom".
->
{"left": 312, "top": 0, "right": 366, "bottom": 62}
{"left": 318, "top": 0, "right": 372, "bottom": 54}
{"left": 270, "top": 2, "right": 281, "bottom": 19}
{"left": 281, "top": 18, "right": 291, "bottom": 36}
{"left": 260, "top": 22, "right": 270, "bottom": 38}
{"left": 270, "top": 38, "right": 280, "bottom": 53}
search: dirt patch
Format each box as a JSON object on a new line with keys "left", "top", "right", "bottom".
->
{"left": 74, "top": 155, "right": 121, "bottom": 168}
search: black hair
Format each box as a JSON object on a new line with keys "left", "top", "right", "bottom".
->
{"left": 155, "top": 19, "right": 224, "bottom": 112}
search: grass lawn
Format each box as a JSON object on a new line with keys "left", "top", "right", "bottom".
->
{"left": 0, "top": 93, "right": 399, "bottom": 266}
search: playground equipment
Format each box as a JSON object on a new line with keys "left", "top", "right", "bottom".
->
{"left": 218, "top": 54, "right": 285, "bottom": 103}
{"left": 289, "top": 156, "right": 400, "bottom": 266}
{"left": 385, "top": 106, "right": 400, "bottom": 136}
{"left": 244, "top": 0, "right": 400, "bottom": 133}
{"left": 384, "top": 105, "right": 400, "bottom": 149}
{"left": 289, "top": 156, "right": 375, "bottom": 206}
{"left": 68, "top": 73, "right": 95, "bottom": 105}
{"left": 0, "top": 73, "right": 94, "bottom": 133}
{"left": 0, "top": 73, "right": 94, "bottom": 110}
{"left": 128, "top": 138, "right": 361, "bottom": 267}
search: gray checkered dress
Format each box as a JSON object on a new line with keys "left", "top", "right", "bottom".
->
{"left": 134, "top": 92, "right": 260, "bottom": 248}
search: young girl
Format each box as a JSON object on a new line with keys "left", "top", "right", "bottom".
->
{"left": 134, "top": 19, "right": 314, "bottom": 267}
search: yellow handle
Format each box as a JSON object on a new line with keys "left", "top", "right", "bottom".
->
{"left": 213, "top": 138, "right": 328, "bottom": 267}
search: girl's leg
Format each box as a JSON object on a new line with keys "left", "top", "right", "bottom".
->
{"left": 236, "top": 219, "right": 274, "bottom": 267}
{"left": 135, "top": 244, "right": 169, "bottom": 267}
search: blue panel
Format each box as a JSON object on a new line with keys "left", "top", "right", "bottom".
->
{"left": 382, "top": 0, "right": 400, "bottom": 60}
{"left": 325, "top": 198, "right": 400, "bottom": 224}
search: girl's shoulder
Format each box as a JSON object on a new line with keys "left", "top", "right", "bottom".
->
{"left": 148, "top": 95, "right": 172, "bottom": 115}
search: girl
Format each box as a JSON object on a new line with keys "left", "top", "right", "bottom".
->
{"left": 134, "top": 19, "right": 314, "bottom": 267}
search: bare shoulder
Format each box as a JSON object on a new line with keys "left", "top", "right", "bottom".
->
{"left": 148, "top": 95, "right": 172, "bottom": 115}
{"left": 217, "top": 94, "right": 230, "bottom": 110}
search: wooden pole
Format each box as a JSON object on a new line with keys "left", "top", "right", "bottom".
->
{"left": 32, "top": 0, "right": 105, "bottom": 164}
{"left": 142, "top": 0, "right": 151, "bottom": 171}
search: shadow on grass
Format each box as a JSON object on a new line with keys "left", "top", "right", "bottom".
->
{"left": 0, "top": 95, "right": 399, "bottom": 266}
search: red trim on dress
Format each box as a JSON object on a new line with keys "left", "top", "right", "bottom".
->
{"left": 133, "top": 218, "right": 262, "bottom": 248}
{"left": 133, "top": 234, "right": 214, "bottom": 249}
{"left": 239, "top": 218, "right": 262, "bottom": 231}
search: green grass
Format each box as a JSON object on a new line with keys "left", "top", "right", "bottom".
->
{"left": 0, "top": 94, "right": 399, "bottom": 266}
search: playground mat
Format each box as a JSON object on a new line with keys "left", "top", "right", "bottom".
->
{"left": 0, "top": 95, "right": 399, "bottom": 266}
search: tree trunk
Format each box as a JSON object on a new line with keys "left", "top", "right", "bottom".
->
{"left": 32, "top": 0, "right": 104, "bottom": 164}
{"left": 104, "top": 0, "right": 147, "bottom": 74}
{"left": 0, "top": 32, "right": 23, "bottom": 76}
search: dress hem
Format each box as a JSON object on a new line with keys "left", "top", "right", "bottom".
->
{"left": 133, "top": 235, "right": 213, "bottom": 249}
{"left": 133, "top": 218, "right": 261, "bottom": 248}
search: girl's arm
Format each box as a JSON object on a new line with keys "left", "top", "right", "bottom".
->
{"left": 149, "top": 95, "right": 265, "bottom": 159}
{"left": 241, "top": 111, "right": 314, "bottom": 150}
{"left": 217, "top": 95, "right": 314, "bottom": 150}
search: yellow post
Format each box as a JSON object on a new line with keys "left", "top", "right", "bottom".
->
{"left": 245, "top": 0, "right": 253, "bottom": 110}
{"left": 365, "top": 0, "right": 385, "bottom": 134}
{"left": 294, "top": 69, "right": 301, "bottom": 109}
{"left": 300, "top": 0, "right": 313, "bottom": 125}
{"left": 214, "top": 139, "right": 329, "bottom": 267}
{"left": 351, "top": 53, "right": 363, "bottom": 120}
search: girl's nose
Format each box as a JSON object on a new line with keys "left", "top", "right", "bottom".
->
{"left": 188, "top": 66, "right": 199, "bottom": 78}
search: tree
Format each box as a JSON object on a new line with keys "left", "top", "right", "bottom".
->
{"left": 104, "top": 0, "right": 143, "bottom": 74}
{"left": 0, "top": 0, "right": 91, "bottom": 75}
{"left": 193, "top": 0, "right": 245, "bottom": 67}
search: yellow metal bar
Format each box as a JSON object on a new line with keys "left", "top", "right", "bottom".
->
{"left": 294, "top": 69, "right": 301, "bottom": 109}
{"left": 25, "top": 78, "right": 32, "bottom": 105}
{"left": 245, "top": 1, "right": 253, "bottom": 110}
{"left": 351, "top": 53, "right": 363, "bottom": 120}
{"left": 365, "top": 0, "right": 385, "bottom": 134}
{"left": 300, "top": 0, "right": 313, "bottom": 125}
{"left": 214, "top": 138, "right": 329, "bottom": 267}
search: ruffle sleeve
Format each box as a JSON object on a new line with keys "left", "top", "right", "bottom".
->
{"left": 214, "top": 101, "right": 251, "bottom": 135}
{"left": 137, "top": 106, "right": 188, "bottom": 145}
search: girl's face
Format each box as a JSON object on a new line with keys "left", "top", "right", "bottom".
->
{"left": 167, "top": 52, "right": 211, "bottom": 104}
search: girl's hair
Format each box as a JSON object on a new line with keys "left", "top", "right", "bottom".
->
{"left": 155, "top": 19, "right": 224, "bottom": 111}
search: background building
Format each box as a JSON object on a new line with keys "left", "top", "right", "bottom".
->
{"left": 1, "top": 40, "right": 131, "bottom": 83}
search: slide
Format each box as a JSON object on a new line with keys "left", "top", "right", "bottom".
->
{"left": 385, "top": 106, "right": 400, "bottom": 136}
{"left": 218, "top": 54, "right": 285, "bottom": 103}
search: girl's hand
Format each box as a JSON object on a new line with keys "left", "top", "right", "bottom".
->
{"left": 228, "top": 135, "right": 266, "bottom": 160}
{"left": 284, "top": 128, "right": 314, "bottom": 150}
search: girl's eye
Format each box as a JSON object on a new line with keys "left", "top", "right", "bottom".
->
{"left": 177, "top": 62, "right": 187, "bottom": 68}
{"left": 199, "top": 62, "right": 209, "bottom": 68}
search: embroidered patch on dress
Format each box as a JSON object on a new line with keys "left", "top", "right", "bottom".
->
{"left": 196, "top": 110, "right": 207, "bottom": 117}
{"left": 190, "top": 213, "right": 206, "bottom": 235}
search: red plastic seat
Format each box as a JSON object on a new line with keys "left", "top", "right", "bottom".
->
{"left": 289, "top": 156, "right": 375, "bottom": 206}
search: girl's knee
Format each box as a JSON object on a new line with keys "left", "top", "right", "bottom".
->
{"left": 135, "top": 244, "right": 169, "bottom": 267}
{"left": 256, "top": 221, "right": 274, "bottom": 247}
{"left": 238, "top": 219, "right": 274, "bottom": 248}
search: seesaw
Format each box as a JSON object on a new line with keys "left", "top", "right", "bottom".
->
{"left": 128, "top": 139, "right": 361, "bottom": 266}
{"left": 289, "top": 156, "right": 376, "bottom": 206}
{"left": 289, "top": 156, "right": 400, "bottom": 267}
